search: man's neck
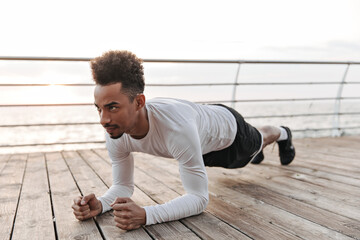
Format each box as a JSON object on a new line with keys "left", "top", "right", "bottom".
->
{"left": 130, "top": 107, "right": 149, "bottom": 139}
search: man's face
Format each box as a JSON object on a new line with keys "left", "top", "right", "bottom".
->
{"left": 94, "top": 83, "right": 138, "bottom": 139}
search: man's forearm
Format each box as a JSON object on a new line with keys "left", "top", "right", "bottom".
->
{"left": 144, "top": 193, "right": 208, "bottom": 225}
{"left": 98, "top": 184, "right": 134, "bottom": 213}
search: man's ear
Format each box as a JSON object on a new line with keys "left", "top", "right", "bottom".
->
{"left": 135, "top": 94, "right": 146, "bottom": 109}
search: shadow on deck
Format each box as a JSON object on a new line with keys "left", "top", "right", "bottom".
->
{"left": 0, "top": 136, "right": 359, "bottom": 239}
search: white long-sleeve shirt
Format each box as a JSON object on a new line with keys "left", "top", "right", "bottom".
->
{"left": 98, "top": 98, "right": 237, "bottom": 225}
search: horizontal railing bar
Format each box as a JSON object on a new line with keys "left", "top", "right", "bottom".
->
{"left": 245, "top": 111, "right": 360, "bottom": 119}
{"left": 0, "top": 141, "right": 106, "bottom": 148}
{"left": 1, "top": 56, "right": 360, "bottom": 65}
{"left": 0, "top": 83, "right": 95, "bottom": 87}
{"left": 0, "top": 122, "right": 100, "bottom": 127}
{"left": 150, "top": 82, "right": 360, "bottom": 86}
{"left": 0, "top": 103, "right": 94, "bottom": 107}
{"left": 1, "top": 82, "right": 359, "bottom": 87}
{"left": 2, "top": 125, "right": 360, "bottom": 148}
{"left": 0, "top": 57, "right": 93, "bottom": 62}
{"left": 1, "top": 97, "right": 360, "bottom": 107}
{"left": 291, "top": 126, "right": 360, "bottom": 132}
{"left": 197, "top": 97, "right": 360, "bottom": 104}
{"left": 1, "top": 112, "right": 360, "bottom": 128}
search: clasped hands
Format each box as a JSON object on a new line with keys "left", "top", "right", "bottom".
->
{"left": 72, "top": 193, "right": 146, "bottom": 230}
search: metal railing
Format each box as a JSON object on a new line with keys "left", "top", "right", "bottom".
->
{"left": 1, "top": 56, "right": 359, "bottom": 149}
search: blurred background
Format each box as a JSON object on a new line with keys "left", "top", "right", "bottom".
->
{"left": 0, "top": 0, "right": 359, "bottom": 154}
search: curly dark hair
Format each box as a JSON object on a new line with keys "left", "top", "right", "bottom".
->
{"left": 90, "top": 50, "right": 145, "bottom": 101}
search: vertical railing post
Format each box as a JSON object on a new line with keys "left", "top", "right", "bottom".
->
{"left": 332, "top": 63, "right": 350, "bottom": 137}
{"left": 231, "top": 62, "right": 241, "bottom": 108}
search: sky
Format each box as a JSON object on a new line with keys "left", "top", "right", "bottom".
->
{"left": 0, "top": 0, "right": 359, "bottom": 105}
{"left": 1, "top": 0, "right": 360, "bottom": 61}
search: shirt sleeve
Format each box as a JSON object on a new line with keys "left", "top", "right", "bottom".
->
{"left": 98, "top": 134, "right": 134, "bottom": 213}
{"left": 143, "top": 121, "right": 209, "bottom": 225}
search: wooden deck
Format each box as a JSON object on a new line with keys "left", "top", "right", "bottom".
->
{"left": 1, "top": 136, "right": 359, "bottom": 239}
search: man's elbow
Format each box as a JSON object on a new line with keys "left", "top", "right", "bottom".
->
{"left": 197, "top": 194, "right": 209, "bottom": 214}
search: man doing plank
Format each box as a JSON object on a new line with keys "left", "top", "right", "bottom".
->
{"left": 72, "top": 50, "right": 295, "bottom": 230}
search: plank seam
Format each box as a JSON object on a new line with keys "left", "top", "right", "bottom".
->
{"left": 9, "top": 154, "right": 28, "bottom": 240}
{"left": 44, "top": 153, "right": 59, "bottom": 240}
{"left": 0, "top": 155, "right": 11, "bottom": 175}
{"left": 77, "top": 150, "right": 110, "bottom": 188}
{"left": 60, "top": 151, "right": 107, "bottom": 240}
{"left": 91, "top": 149, "right": 111, "bottom": 165}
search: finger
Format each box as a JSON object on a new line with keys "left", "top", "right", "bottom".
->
{"left": 72, "top": 204, "right": 90, "bottom": 212}
{"left": 114, "top": 216, "right": 129, "bottom": 225}
{"left": 73, "top": 196, "right": 82, "bottom": 205}
{"left": 81, "top": 193, "right": 96, "bottom": 205}
{"left": 75, "top": 214, "right": 85, "bottom": 221}
{"left": 113, "top": 210, "right": 131, "bottom": 219}
{"left": 116, "top": 223, "right": 140, "bottom": 230}
{"left": 115, "top": 222, "right": 130, "bottom": 230}
{"left": 112, "top": 202, "right": 134, "bottom": 211}
{"left": 112, "top": 203, "right": 129, "bottom": 211}
{"left": 73, "top": 208, "right": 90, "bottom": 217}
{"left": 74, "top": 209, "right": 93, "bottom": 220}
{"left": 111, "top": 197, "right": 130, "bottom": 206}
{"left": 75, "top": 213, "right": 91, "bottom": 221}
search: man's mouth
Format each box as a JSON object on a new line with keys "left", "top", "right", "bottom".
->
{"left": 104, "top": 124, "right": 119, "bottom": 134}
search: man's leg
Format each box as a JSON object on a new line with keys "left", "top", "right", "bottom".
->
{"left": 258, "top": 126, "right": 281, "bottom": 148}
{"left": 252, "top": 126, "right": 295, "bottom": 165}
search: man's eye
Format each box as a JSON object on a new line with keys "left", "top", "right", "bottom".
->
{"left": 109, "top": 106, "right": 118, "bottom": 111}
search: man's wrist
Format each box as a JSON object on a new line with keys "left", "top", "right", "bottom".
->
{"left": 141, "top": 207, "right": 146, "bottom": 225}
{"left": 97, "top": 200, "right": 103, "bottom": 216}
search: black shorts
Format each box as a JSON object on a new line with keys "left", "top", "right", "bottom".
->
{"left": 202, "top": 104, "right": 263, "bottom": 169}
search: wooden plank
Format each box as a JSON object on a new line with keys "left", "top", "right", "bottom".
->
{"left": 0, "top": 154, "right": 10, "bottom": 174}
{"left": 0, "top": 154, "right": 27, "bottom": 240}
{"left": 265, "top": 139, "right": 360, "bottom": 174}
{"left": 93, "top": 149, "right": 251, "bottom": 240}
{"left": 45, "top": 152, "right": 103, "bottom": 239}
{"left": 259, "top": 149, "right": 360, "bottom": 190}
{"left": 261, "top": 143, "right": 360, "bottom": 187}
{"left": 11, "top": 153, "right": 55, "bottom": 239}
{"left": 263, "top": 161, "right": 360, "bottom": 188}
{"left": 294, "top": 138, "right": 360, "bottom": 162}
{"left": 293, "top": 137, "right": 359, "bottom": 153}
{"left": 216, "top": 175, "right": 360, "bottom": 239}
{"left": 292, "top": 150, "right": 360, "bottom": 173}
{"left": 262, "top": 145, "right": 360, "bottom": 180}
{"left": 344, "top": 135, "right": 360, "bottom": 143}
{"left": 229, "top": 165, "right": 360, "bottom": 220}
{"left": 247, "top": 162, "right": 360, "bottom": 203}
{"left": 297, "top": 136, "right": 360, "bottom": 150}
{"left": 64, "top": 150, "right": 153, "bottom": 239}
{"left": 134, "top": 153, "right": 356, "bottom": 240}
{"left": 285, "top": 158, "right": 360, "bottom": 181}
{"left": 205, "top": 169, "right": 360, "bottom": 239}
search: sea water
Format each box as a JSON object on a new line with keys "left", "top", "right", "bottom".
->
{"left": 0, "top": 61, "right": 359, "bottom": 154}
{"left": 0, "top": 101, "right": 359, "bottom": 155}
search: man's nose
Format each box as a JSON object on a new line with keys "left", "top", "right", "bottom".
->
{"left": 100, "top": 111, "right": 111, "bottom": 125}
